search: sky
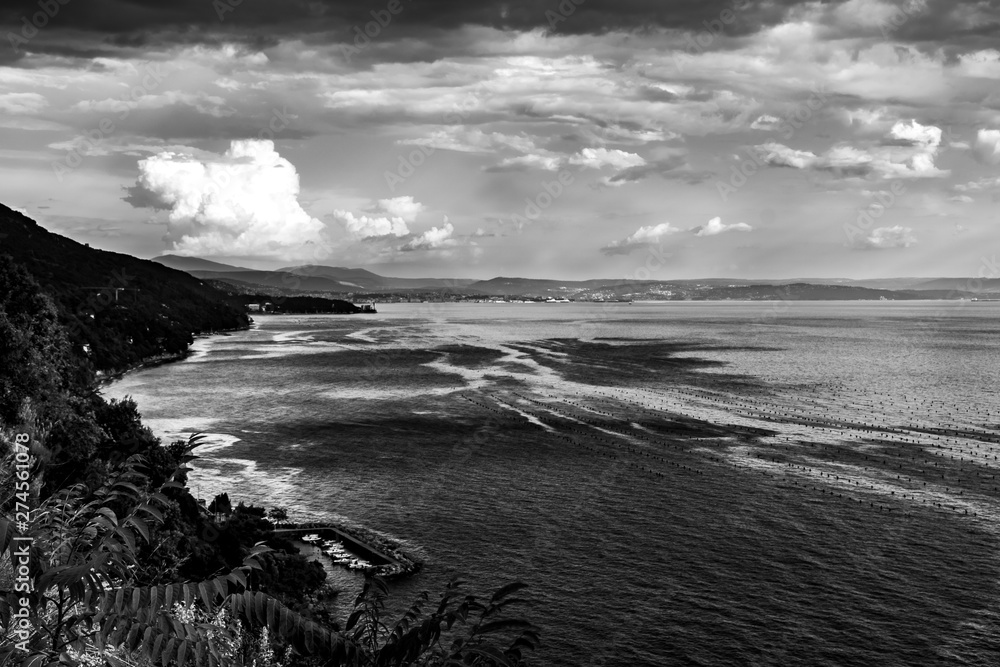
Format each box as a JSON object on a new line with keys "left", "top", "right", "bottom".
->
{"left": 0, "top": 0, "right": 998, "bottom": 280}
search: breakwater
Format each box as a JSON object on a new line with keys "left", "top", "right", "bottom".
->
{"left": 274, "top": 522, "right": 422, "bottom": 579}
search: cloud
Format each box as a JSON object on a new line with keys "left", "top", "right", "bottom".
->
{"left": 0, "top": 92, "right": 47, "bottom": 114}
{"left": 600, "top": 148, "right": 713, "bottom": 186}
{"left": 72, "top": 91, "right": 235, "bottom": 118}
{"left": 750, "top": 114, "right": 782, "bottom": 131}
{"left": 603, "top": 216, "right": 752, "bottom": 254}
{"left": 125, "top": 139, "right": 324, "bottom": 257}
{"left": 832, "top": 0, "right": 919, "bottom": 31}
{"left": 567, "top": 148, "right": 646, "bottom": 170}
{"left": 0, "top": 1, "right": 804, "bottom": 42}
{"left": 376, "top": 196, "right": 424, "bottom": 223}
{"left": 754, "top": 120, "right": 948, "bottom": 179}
{"left": 957, "top": 49, "right": 1000, "bottom": 78}
{"left": 888, "top": 118, "right": 941, "bottom": 148}
{"left": 756, "top": 142, "right": 822, "bottom": 170}
{"left": 953, "top": 175, "right": 1000, "bottom": 192}
{"left": 579, "top": 123, "right": 678, "bottom": 146}
{"left": 973, "top": 129, "right": 1000, "bottom": 165}
{"left": 331, "top": 196, "right": 423, "bottom": 239}
{"left": 692, "top": 217, "right": 753, "bottom": 236}
{"left": 333, "top": 211, "right": 409, "bottom": 239}
{"left": 489, "top": 153, "right": 565, "bottom": 172}
{"left": 0, "top": 116, "right": 66, "bottom": 131}
{"left": 489, "top": 146, "right": 645, "bottom": 173}
{"left": 401, "top": 222, "right": 456, "bottom": 251}
{"left": 852, "top": 225, "right": 917, "bottom": 249}
{"left": 601, "top": 222, "right": 682, "bottom": 255}
{"left": 841, "top": 107, "right": 893, "bottom": 132}
{"left": 399, "top": 128, "right": 538, "bottom": 154}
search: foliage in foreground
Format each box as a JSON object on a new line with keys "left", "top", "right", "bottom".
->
{"left": 0, "top": 443, "right": 539, "bottom": 667}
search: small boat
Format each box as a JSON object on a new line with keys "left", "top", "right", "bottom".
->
{"left": 302, "top": 533, "right": 321, "bottom": 542}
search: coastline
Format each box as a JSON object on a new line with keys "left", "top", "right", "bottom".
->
{"left": 93, "top": 324, "right": 252, "bottom": 389}
{"left": 95, "top": 319, "right": 424, "bottom": 581}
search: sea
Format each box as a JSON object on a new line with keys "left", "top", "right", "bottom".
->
{"left": 101, "top": 301, "right": 1000, "bottom": 666}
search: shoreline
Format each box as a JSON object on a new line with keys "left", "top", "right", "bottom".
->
{"left": 93, "top": 324, "right": 252, "bottom": 389}
{"left": 95, "top": 320, "right": 424, "bottom": 581}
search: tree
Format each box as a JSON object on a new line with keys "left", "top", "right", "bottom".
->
{"left": 267, "top": 507, "right": 288, "bottom": 524}
{"left": 0, "top": 437, "right": 539, "bottom": 667}
{"left": 208, "top": 492, "right": 232, "bottom": 518}
{"left": 0, "top": 257, "right": 76, "bottom": 425}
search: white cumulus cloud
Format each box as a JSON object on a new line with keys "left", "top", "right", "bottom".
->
{"left": 333, "top": 195, "right": 424, "bottom": 239}
{"left": 889, "top": 119, "right": 941, "bottom": 148}
{"left": 332, "top": 196, "right": 423, "bottom": 239}
{"left": 750, "top": 114, "right": 782, "bottom": 131}
{"left": 692, "top": 217, "right": 753, "bottom": 236}
{"left": 127, "top": 139, "right": 324, "bottom": 257}
{"left": 402, "top": 222, "right": 456, "bottom": 251}
{"left": 334, "top": 211, "right": 410, "bottom": 239}
{"left": 376, "top": 196, "right": 424, "bottom": 223}
{"left": 754, "top": 120, "right": 948, "bottom": 179}
{"left": 601, "top": 222, "right": 682, "bottom": 255}
{"left": 973, "top": 129, "right": 1000, "bottom": 165}
{"left": 568, "top": 148, "right": 646, "bottom": 170}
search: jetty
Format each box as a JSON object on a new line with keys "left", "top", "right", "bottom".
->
{"left": 274, "top": 522, "right": 420, "bottom": 578}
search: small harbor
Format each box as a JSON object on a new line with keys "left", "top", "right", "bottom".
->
{"left": 274, "top": 522, "right": 421, "bottom": 579}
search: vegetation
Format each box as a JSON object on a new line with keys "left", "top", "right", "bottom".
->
{"left": 0, "top": 450, "right": 538, "bottom": 666}
{"left": 0, "top": 205, "right": 248, "bottom": 374}
{"left": 0, "top": 224, "right": 539, "bottom": 665}
{"left": 204, "top": 282, "right": 371, "bottom": 315}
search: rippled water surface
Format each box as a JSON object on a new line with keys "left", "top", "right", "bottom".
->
{"left": 103, "top": 301, "right": 1000, "bottom": 666}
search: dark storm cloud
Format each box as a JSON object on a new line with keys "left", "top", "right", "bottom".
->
{"left": 3, "top": 0, "right": 996, "bottom": 63}
{"left": 865, "top": 0, "right": 1000, "bottom": 44}
{"left": 0, "top": 0, "right": 840, "bottom": 53}
{"left": 0, "top": 0, "right": 777, "bottom": 35}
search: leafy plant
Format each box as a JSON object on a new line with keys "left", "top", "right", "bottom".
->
{"left": 1, "top": 438, "right": 538, "bottom": 667}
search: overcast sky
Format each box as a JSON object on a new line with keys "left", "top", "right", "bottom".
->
{"left": 1, "top": 0, "right": 998, "bottom": 279}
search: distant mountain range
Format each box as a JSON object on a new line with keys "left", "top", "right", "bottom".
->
{"left": 151, "top": 255, "right": 1000, "bottom": 301}
{"left": 152, "top": 255, "right": 477, "bottom": 292}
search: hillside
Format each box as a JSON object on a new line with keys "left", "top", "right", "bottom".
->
{"left": 151, "top": 254, "right": 252, "bottom": 273}
{"left": 277, "top": 265, "right": 477, "bottom": 290}
{"left": 152, "top": 257, "right": 478, "bottom": 294}
{"left": 0, "top": 204, "right": 249, "bottom": 374}
{"left": 190, "top": 269, "right": 358, "bottom": 292}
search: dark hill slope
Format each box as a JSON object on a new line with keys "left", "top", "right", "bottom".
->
{"left": 0, "top": 204, "right": 248, "bottom": 374}
{"left": 151, "top": 254, "right": 251, "bottom": 273}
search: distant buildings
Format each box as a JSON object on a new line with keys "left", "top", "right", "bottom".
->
{"left": 246, "top": 303, "right": 273, "bottom": 312}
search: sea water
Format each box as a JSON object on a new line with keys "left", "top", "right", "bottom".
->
{"left": 103, "top": 301, "right": 1000, "bottom": 666}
